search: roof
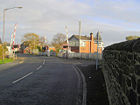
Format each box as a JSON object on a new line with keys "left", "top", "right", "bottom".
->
{"left": 69, "top": 35, "right": 90, "bottom": 40}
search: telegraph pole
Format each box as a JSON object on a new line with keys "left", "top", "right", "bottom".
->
{"left": 2, "top": 10, "right": 6, "bottom": 61}
{"left": 65, "top": 26, "right": 69, "bottom": 47}
{"left": 65, "top": 25, "right": 69, "bottom": 58}
{"left": 96, "top": 31, "right": 99, "bottom": 70}
{"left": 79, "top": 20, "right": 81, "bottom": 53}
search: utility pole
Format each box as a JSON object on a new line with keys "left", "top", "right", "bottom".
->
{"left": 96, "top": 31, "right": 99, "bottom": 70}
{"left": 2, "top": 9, "right": 6, "bottom": 62}
{"left": 65, "top": 26, "right": 69, "bottom": 47}
{"left": 65, "top": 25, "right": 69, "bottom": 58}
{"left": 79, "top": 20, "right": 81, "bottom": 53}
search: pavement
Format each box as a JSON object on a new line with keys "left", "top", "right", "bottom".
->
{"left": 0, "top": 54, "right": 91, "bottom": 105}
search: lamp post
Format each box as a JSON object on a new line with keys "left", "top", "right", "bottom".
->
{"left": 2, "top": 6, "right": 22, "bottom": 61}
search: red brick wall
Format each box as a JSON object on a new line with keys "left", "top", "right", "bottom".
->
{"left": 80, "top": 41, "right": 102, "bottom": 53}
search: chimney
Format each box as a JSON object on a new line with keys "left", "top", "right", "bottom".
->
{"left": 90, "top": 32, "right": 94, "bottom": 41}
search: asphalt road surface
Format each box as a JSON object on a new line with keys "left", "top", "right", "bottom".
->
{"left": 0, "top": 54, "right": 91, "bottom": 105}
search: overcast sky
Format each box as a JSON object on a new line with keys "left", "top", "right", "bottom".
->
{"left": 0, "top": 0, "right": 140, "bottom": 46}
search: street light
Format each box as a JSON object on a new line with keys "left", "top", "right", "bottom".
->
{"left": 2, "top": 6, "right": 23, "bottom": 61}
{"left": 3, "top": 7, "right": 22, "bottom": 42}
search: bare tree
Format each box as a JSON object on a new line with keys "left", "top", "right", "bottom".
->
{"left": 51, "top": 33, "right": 66, "bottom": 52}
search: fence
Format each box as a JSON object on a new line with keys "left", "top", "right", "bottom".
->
{"left": 58, "top": 52, "right": 102, "bottom": 60}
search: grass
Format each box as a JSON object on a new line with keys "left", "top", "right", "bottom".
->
{"left": 0, "top": 58, "right": 14, "bottom": 64}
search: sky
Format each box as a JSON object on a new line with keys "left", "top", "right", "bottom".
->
{"left": 0, "top": 0, "right": 140, "bottom": 46}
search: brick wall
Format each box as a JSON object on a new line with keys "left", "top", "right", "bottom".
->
{"left": 80, "top": 40, "right": 102, "bottom": 53}
{"left": 102, "top": 38, "right": 140, "bottom": 105}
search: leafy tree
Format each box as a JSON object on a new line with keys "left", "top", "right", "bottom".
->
{"left": 126, "top": 36, "right": 140, "bottom": 40}
{"left": 0, "top": 44, "right": 3, "bottom": 59}
{"left": 22, "top": 33, "right": 39, "bottom": 50}
{"left": 0, "top": 43, "right": 8, "bottom": 59}
{"left": 51, "top": 33, "right": 66, "bottom": 52}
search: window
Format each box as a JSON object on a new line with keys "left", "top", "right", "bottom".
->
{"left": 80, "top": 41, "right": 85, "bottom": 47}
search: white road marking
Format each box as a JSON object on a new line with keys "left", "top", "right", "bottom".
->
{"left": 72, "top": 65, "right": 87, "bottom": 105}
{"left": 36, "top": 65, "right": 42, "bottom": 70}
{"left": 43, "top": 59, "right": 45, "bottom": 65}
{"left": 12, "top": 72, "right": 33, "bottom": 84}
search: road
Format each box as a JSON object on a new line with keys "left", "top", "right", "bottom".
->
{"left": 0, "top": 54, "right": 92, "bottom": 105}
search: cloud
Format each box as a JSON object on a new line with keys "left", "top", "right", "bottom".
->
{"left": 90, "top": 0, "right": 140, "bottom": 24}
{"left": 0, "top": 0, "right": 140, "bottom": 46}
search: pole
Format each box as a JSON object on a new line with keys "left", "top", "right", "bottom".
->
{"left": 3, "top": 10, "right": 5, "bottom": 42}
{"left": 79, "top": 21, "right": 81, "bottom": 53}
{"left": 2, "top": 10, "right": 6, "bottom": 61}
{"left": 10, "top": 32, "right": 14, "bottom": 56}
{"left": 96, "top": 31, "right": 99, "bottom": 70}
{"left": 89, "top": 40, "right": 91, "bottom": 59}
{"left": 12, "top": 24, "right": 17, "bottom": 48}
{"left": 65, "top": 26, "right": 69, "bottom": 46}
{"left": 2, "top": 7, "right": 22, "bottom": 61}
{"left": 12, "top": 24, "right": 17, "bottom": 58}
{"left": 65, "top": 25, "right": 69, "bottom": 58}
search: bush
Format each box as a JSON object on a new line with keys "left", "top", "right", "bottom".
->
{"left": 0, "top": 44, "right": 8, "bottom": 59}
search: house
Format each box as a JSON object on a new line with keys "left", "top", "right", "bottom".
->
{"left": 62, "top": 32, "right": 103, "bottom": 53}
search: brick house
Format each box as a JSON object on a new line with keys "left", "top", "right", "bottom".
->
{"left": 62, "top": 33, "right": 103, "bottom": 53}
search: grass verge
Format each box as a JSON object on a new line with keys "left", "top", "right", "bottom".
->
{"left": 0, "top": 58, "right": 14, "bottom": 64}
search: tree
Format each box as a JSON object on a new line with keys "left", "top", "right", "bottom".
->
{"left": 0, "top": 43, "right": 8, "bottom": 59}
{"left": 37, "top": 36, "right": 48, "bottom": 52}
{"left": 39, "top": 36, "right": 48, "bottom": 46}
{"left": 0, "top": 38, "right": 2, "bottom": 44}
{"left": 51, "top": 33, "right": 66, "bottom": 52}
{"left": 126, "top": 35, "right": 140, "bottom": 41}
{"left": 0, "top": 44, "right": 3, "bottom": 59}
{"left": 22, "top": 33, "right": 39, "bottom": 50}
{"left": 39, "top": 36, "right": 47, "bottom": 44}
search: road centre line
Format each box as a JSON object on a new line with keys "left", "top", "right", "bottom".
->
{"left": 43, "top": 59, "right": 45, "bottom": 65}
{"left": 37, "top": 65, "right": 42, "bottom": 70}
{"left": 12, "top": 72, "right": 33, "bottom": 84}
